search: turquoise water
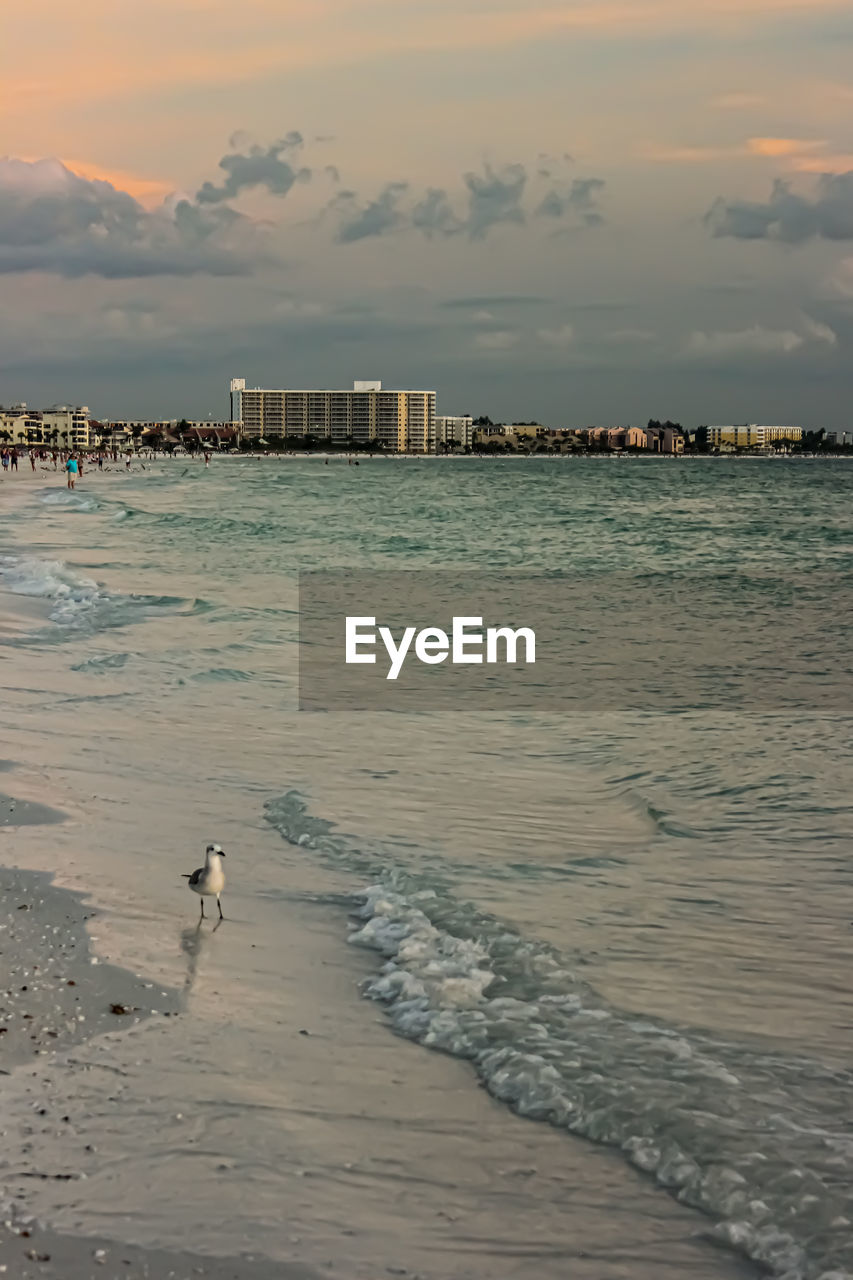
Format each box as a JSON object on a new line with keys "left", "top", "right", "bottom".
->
{"left": 1, "top": 455, "right": 852, "bottom": 1279}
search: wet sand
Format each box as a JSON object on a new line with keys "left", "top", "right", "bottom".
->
{"left": 0, "top": 1224, "right": 320, "bottom": 1280}
{"left": 0, "top": 852, "right": 320, "bottom": 1280}
{"left": 0, "top": 762, "right": 757, "bottom": 1280}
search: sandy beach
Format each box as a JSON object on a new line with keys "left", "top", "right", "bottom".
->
{"left": 0, "top": 746, "right": 757, "bottom": 1280}
{"left": 0, "top": 719, "right": 760, "bottom": 1279}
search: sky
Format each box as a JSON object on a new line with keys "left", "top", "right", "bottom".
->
{"left": 2, "top": 0, "right": 853, "bottom": 427}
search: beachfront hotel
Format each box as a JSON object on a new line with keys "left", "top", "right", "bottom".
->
{"left": 705, "top": 425, "right": 804, "bottom": 449}
{"left": 230, "top": 379, "right": 437, "bottom": 453}
{"left": 436, "top": 415, "right": 474, "bottom": 450}
{"left": 0, "top": 404, "right": 92, "bottom": 449}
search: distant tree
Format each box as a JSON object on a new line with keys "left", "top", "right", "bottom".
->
{"left": 800, "top": 428, "right": 825, "bottom": 452}
{"left": 473, "top": 415, "right": 494, "bottom": 427}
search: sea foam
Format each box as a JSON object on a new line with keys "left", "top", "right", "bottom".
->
{"left": 0, "top": 556, "right": 104, "bottom": 627}
{"left": 266, "top": 790, "right": 853, "bottom": 1280}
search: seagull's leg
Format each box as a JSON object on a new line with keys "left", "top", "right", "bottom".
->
{"left": 217, "top": 895, "right": 224, "bottom": 920}
{"left": 200, "top": 899, "right": 205, "bottom": 920}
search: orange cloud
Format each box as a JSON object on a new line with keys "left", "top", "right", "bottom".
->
{"left": 641, "top": 136, "right": 853, "bottom": 173}
{"left": 747, "top": 137, "right": 827, "bottom": 156}
{"left": 40, "top": 159, "right": 173, "bottom": 206}
{"left": 788, "top": 152, "right": 853, "bottom": 173}
{"left": 6, "top": 0, "right": 853, "bottom": 117}
{"left": 639, "top": 143, "right": 738, "bottom": 163}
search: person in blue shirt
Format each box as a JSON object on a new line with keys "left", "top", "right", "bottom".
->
{"left": 66, "top": 454, "right": 79, "bottom": 490}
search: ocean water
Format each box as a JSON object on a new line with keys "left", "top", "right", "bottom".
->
{"left": 1, "top": 455, "right": 852, "bottom": 1279}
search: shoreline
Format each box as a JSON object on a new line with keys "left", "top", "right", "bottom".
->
{"left": 0, "top": 848, "right": 317, "bottom": 1280}
{"left": 0, "top": 763, "right": 761, "bottom": 1280}
{"left": 0, "top": 474, "right": 773, "bottom": 1280}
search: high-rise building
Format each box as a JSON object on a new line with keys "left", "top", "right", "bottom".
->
{"left": 40, "top": 405, "right": 92, "bottom": 449}
{"left": 229, "top": 379, "right": 436, "bottom": 453}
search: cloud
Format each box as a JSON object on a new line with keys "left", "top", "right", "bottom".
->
{"left": 536, "top": 177, "right": 606, "bottom": 226}
{"left": 606, "top": 327, "right": 657, "bottom": 343}
{"left": 9, "top": 1, "right": 853, "bottom": 123}
{"left": 408, "top": 164, "right": 528, "bottom": 239}
{"left": 440, "top": 294, "right": 550, "bottom": 309}
{"left": 746, "top": 137, "right": 827, "bottom": 158}
{"left": 473, "top": 329, "right": 518, "bottom": 350}
{"left": 685, "top": 319, "right": 837, "bottom": 358}
{"left": 464, "top": 163, "right": 527, "bottom": 238}
{"left": 537, "top": 323, "right": 575, "bottom": 347}
{"left": 706, "top": 173, "right": 853, "bottom": 242}
{"left": 329, "top": 182, "right": 409, "bottom": 242}
{"left": 196, "top": 132, "right": 310, "bottom": 204}
{"left": 828, "top": 255, "right": 853, "bottom": 297}
{"left": 0, "top": 157, "right": 267, "bottom": 278}
{"left": 330, "top": 162, "right": 605, "bottom": 244}
{"left": 408, "top": 164, "right": 529, "bottom": 239}
{"left": 801, "top": 316, "right": 838, "bottom": 346}
{"left": 639, "top": 141, "right": 748, "bottom": 164}
{"left": 411, "top": 187, "right": 463, "bottom": 237}
{"left": 643, "top": 137, "right": 852, "bottom": 174}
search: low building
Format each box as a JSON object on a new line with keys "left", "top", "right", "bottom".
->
{"left": 0, "top": 406, "right": 42, "bottom": 445}
{"left": 96, "top": 421, "right": 173, "bottom": 449}
{"left": 645, "top": 425, "right": 684, "bottom": 453}
{"left": 586, "top": 426, "right": 611, "bottom": 448}
{"left": 506, "top": 423, "right": 547, "bottom": 441}
{"left": 472, "top": 425, "right": 509, "bottom": 448}
{"left": 706, "top": 424, "right": 803, "bottom": 450}
{"left": 0, "top": 404, "right": 91, "bottom": 448}
{"left": 230, "top": 378, "right": 436, "bottom": 453}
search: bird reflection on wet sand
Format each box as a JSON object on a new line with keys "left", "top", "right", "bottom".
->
{"left": 180, "top": 917, "right": 222, "bottom": 998}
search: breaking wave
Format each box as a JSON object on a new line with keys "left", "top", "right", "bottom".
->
{"left": 266, "top": 790, "right": 853, "bottom": 1280}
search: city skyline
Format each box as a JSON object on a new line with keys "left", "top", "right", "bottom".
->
{"left": 3, "top": 0, "right": 853, "bottom": 426}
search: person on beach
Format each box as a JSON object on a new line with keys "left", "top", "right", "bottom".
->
{"left": 1, "top": 449, "right": 8, "bottom": 474}
{"left": 66, "top": 454, "right": 79, "bottom": 490}
{"left": 30, "top": 452, "right": 36, "bottom": 472}
{"left": 10, "top": 447, "right": 18, "bottom": 471}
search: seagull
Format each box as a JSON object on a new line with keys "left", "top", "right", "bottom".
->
{"left": 182, "top": 843, "right": 226, "bottom": 920}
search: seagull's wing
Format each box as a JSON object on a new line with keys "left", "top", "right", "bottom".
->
{"left": 183, "top": 868, "right": 204, "bottom": 885}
